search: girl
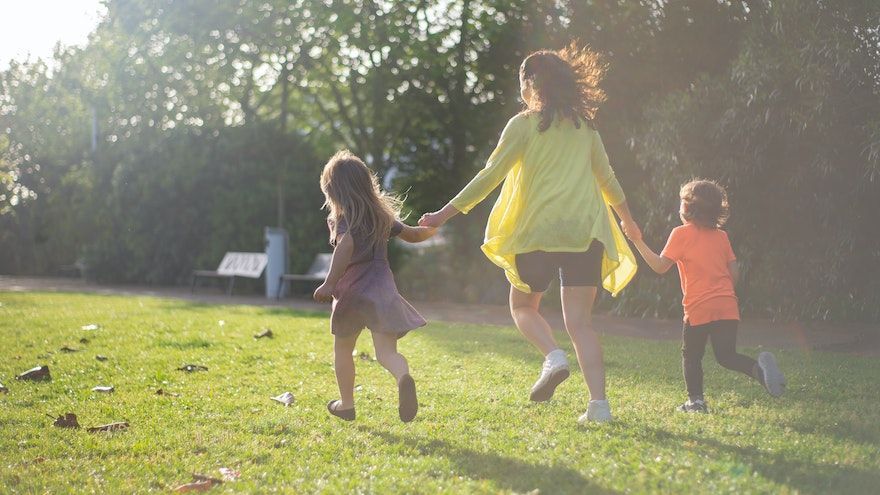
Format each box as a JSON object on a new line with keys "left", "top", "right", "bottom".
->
{"left": 420, "top": 44, "right": 640, "bottom": 424}
{"left": 627, "top": 179, "right": 785, "bottom": 413}
{"left": 315, "top": 150, "right": 436, "bottom": 423}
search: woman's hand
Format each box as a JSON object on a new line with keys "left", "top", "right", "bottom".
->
{"left": 620, "top": 219, "right": 642, "bottom": 241}
{"left": 313, "top": 282, "right": 335, "bottom": 303}
{"left": 419, "top": 203, "right": 460, "bottom": 228}
{"left": 418, "top": 211, "right": 445, "bottom": 228}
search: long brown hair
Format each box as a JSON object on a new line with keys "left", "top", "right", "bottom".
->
{"left": 520, "top": 42, "right": 607, "bottom": 132}
{"left": 320, "top": 150, "right": 402, "bottom": 247}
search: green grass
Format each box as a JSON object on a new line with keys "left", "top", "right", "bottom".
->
{"left": 1, "top": 292, "right": 878, "bottom": 494}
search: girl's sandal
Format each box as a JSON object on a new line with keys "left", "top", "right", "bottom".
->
{"left": 327, "top": 400, "right": 356, "bottom": 421}
{"left": 398, "top": 374, "right": 418, "bottom": 423}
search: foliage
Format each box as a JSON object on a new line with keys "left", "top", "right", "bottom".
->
{"left": 1, "top": 0, "right": 878, "bottom": 320}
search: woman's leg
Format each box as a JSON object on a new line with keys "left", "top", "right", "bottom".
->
{"left": 560, "top": 286, "right": 605, "bottom": 401}
{"left": 371, "top": 331, "right": 410, "bottom": 381}
{"left": 509, "top": 286, "right": 559, "bottom": 355}
{"left": 333, "top": 332, "right": 360, "bottom": 409}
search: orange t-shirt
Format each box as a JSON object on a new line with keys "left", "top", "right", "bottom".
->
{"left": 660, "top": 223, "right": 739, "bottom": 326}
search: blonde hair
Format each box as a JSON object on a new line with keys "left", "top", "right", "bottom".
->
{"left": 320, "top": 150, "right": 402, "bottom": 247}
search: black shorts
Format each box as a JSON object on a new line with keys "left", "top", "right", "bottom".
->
{"left": 514, "top": 241, "right": 603, "bottom": 292}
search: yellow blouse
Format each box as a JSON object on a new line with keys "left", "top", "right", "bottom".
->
{"left": 450, "top": 113, "right": 637, "bottom": 296}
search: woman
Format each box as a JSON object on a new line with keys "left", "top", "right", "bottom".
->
{"left": 420, "top": 44, "right": 640, "bottom": 423}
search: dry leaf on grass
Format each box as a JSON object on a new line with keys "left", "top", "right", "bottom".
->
{"left": 92, "top": 386, "right": 114, "bottom": 393}
{"left": 16, "top": 365, "right": 51, "bottom": 381}
{"left": 79, "top": 337, "right": 90, "bottom": 344}
{"left": 254, "top": 328, "right": 273, "bottom": 339}
{"left": 173, "top": 474, "right": 222, "bottom": 492}
{"left": 60, "top": 346, "right": 79, "bottom": 353}
{"left": 81, "top": 324, "right": 100, "bottom": 331}
{"left": 95, "top": 355, "right": 108, "bottom": 362}
{"left": 271, "top": 392, "right": 294, "bottom": 406}
{"left": 87, "top": 421, "right": 129, "bottom": 433}
{"left": 49, "top": 413, "right": 80, "bottom": 429}
{"left": 155, "top": 388, "right": 180, "bottom": 397}
{"left": 177, "top": 364, "right": 208, "bottom": 372}
{"left": 0, "top": 383, "right": 8, "bottom": 394}
{"left": 219, "top": 468, "right": 241, "bottom": 481}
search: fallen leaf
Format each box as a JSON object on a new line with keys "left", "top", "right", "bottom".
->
{"left": 49, "top": 413, "right": 80, "bottom": 429}
{"left": 177, "top": 364, "right": 208, "bottom": 372}
{"left": 87, "top": 422, "right": 129, "bottom": 433}
{"left": 358, "top": 352, "right": 371, "bottom": 361}
{"left": 0, "top": 383, "right": 7, "bottom": 393}
{"left": 271, "top": 392, "right": 294, "bottom": 406}
{"left": 254, "top": 328, "right": 273, "bottom": 339}
{"left": 79, "top": 337, "right": 90, "bottom": 344}
{"left": 218, "top": 320, "right": 225, "bottom": 326}
{"left": 172, "top": 479, "right": 219, "bottom": 493}
{"left": 92, "top": 386, "right": 114, "bottom": 393}
{"left": 60, "top": 346, "right": 79, "bottom": 353}
{"left": 219, "top": 468, "right": 241, "bottom": 481}
{"left": 354, "top": 384, "right": 363, "bottom": 392}
{"left": 95, "top": 355, "right": 108, "bottom": 361}
{"left": 156, "top": 389, "right": 180, "bottom": 397}
{"left": 16, "top": 365, "right": 51, "bottom": 381}
{"left": 81, "top": 324, "right": 100, "bottom": 331}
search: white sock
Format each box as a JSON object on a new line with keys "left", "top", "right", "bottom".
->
{"left": 545, "top": 349, "right": 567, "bottom": 366}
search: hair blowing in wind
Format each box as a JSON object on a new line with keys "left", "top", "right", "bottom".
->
{"left": 520, "top": 41, "right": 608, "bottom": 132}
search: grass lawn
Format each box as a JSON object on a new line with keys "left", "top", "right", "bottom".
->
{"left": 1, "top": 292, "right": 878, "bottom": 494}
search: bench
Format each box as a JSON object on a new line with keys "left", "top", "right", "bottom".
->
{"left": 192, "top": 252, "right": 268, "bottom": 296}
{"left": 277, "top": 253, "right": 332, "bottom": 299}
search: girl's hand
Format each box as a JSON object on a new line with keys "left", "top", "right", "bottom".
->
{"left": 418, "top": 211, "right": 445, "bottom": 228}
{"left": 620, "top": 220, "right": 642, "bottom": 241}
{"left": 313, "top": 282, "right": 335, "bottom": 303}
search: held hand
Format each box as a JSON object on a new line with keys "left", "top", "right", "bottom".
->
{"left": 418, "top": 211, "right": 445, "bottom": 228}
{"left": 313, "top": 282, "right": 335, "bottom": 303}
{"left": 620, "top": 220, "right": 642, "bottom": 241}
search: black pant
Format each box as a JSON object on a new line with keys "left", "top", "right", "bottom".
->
{"left": 682, "top": 319, "right": 760, "bottom": 400}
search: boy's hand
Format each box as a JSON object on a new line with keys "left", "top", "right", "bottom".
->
{"left": 313, "top": 282, "right": 335, "bottom": 303}
{"left": 620, "top": 220, "right": 642, "bottom": 241}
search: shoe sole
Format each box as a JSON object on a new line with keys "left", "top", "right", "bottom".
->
{"left": 758, "top": 352, "right": 785, "bottom": 397}
{"left": 530, "top": 368, "right": 570, "bottom": 402}
{"left": 398, "top": 374, "right": 418, "bottom": 423}
{"left": 327, "top": 400, "right": 355, "bottom": 421}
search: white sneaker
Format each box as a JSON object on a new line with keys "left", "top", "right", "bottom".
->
{"left": 578, "top": 399, "right": 613, "bottom": 424}
{"left": 529, "top": 349, "right": 569, "bottom": 402}
{"left": 758, "top": 351, "right": 785, "bottom": 397}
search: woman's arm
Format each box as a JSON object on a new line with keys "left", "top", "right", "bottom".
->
{"left": 313, "top": 233, "right": 354, "bottom": 302}
{"left": 421, "top": 116, "right": 527, "bottom": 227}
{"left": 611, "top": 200, "right": 642, "bottom": 241}
{"left": 630, "top": 237, "right": 674, "bottom": 274}
{"left": 397, "top": 224, "right": 437, "bottom": 243}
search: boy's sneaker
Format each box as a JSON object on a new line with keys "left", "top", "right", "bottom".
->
{"left": 529, "top": 349, "right": 570, "bottom": 402}
{"left": 758, "top": 351, "right": 785, "bottom": 397}
{"left": 578, "top": 399, "right": 613, "bottom": 424}
{"left": 677, "top": 398, "right": 708, "bottom": 413}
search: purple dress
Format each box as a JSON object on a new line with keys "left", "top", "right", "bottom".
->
{"left": 330, "top": 219, "right": 426, "bottom": 338}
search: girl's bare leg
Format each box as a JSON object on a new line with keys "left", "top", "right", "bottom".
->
{"left": 333, "top": 332, "right": 360, "bottom": 409}
{"left": 371, "top": 331, "right": 410, "bottom": 381}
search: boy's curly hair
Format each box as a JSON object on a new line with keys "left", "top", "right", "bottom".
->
{"left": 520, "top": 41, "right": 607, "bottom": 132}
{"left": 680, "top": 179, "right": 730, "bottom": 228}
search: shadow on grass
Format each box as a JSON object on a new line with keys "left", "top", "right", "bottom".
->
{"left": 360, "top": 426, "right": 619, "bottom": 495}
{"left": 622, "top": 422, "right": 880, "bottom": 493}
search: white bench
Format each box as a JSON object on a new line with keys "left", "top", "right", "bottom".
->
{"left": 277, "top": 253, "right": 332, "bottom": 299}
{"left": 192, "top": 252, "right": 268, "bottom": 296}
